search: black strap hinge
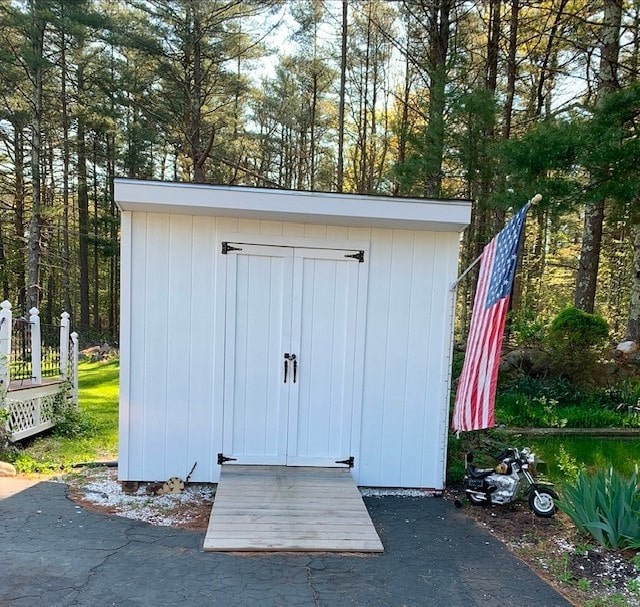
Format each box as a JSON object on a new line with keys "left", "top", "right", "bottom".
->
{"left": 345, "top": 250, "right": 364, "bottom": 263}
{"left": 335, "top": 456, "right": 354, "bottom": 468}
{"left": 222, "top": 242, "right": 242, "bottom": 254}
{"left": 217, "top": 453, "right": 237, "bottom": 465}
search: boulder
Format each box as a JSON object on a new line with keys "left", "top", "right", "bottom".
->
{"left": 616, "top": 341, "right": 638, "bottom": 354}
{"left": 500, "top": 348, "right": 551, "bottom": 376}
{"left": 0, "top": 461, "right": 17, "bottom": 477}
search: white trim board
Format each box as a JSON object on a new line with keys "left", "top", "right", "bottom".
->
{"left": 114, "top": 179, "right": 471, "bottom": 232}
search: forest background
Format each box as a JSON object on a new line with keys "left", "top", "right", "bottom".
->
{"left": 0, "top": 0, "right": 639, "bottom": 348}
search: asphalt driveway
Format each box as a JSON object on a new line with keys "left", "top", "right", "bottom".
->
{"left": 0, "top": 479, "right": 571, "bottom": 606}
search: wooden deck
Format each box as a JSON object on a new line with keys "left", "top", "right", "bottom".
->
{"left": 203, "top": 465, "right": 383, "bottom": 553}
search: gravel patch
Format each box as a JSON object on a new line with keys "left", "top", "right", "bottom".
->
{"left": 359, "top": 487, "right": 439, "bottom": 497}
{"left": 68, "top": 468, "right": 215, "bottom": 528}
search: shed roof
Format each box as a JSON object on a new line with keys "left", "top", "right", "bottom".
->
{"left": 114, "top": 179, "right": 471, "bottom": 232}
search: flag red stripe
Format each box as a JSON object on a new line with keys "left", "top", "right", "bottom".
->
{"left": 452, "top": 202, "right": 530, "bottom": 433}
{"left": 454, "top": 240, "right": 495, "bottom": 431}
{"left": 453, "top": 241, "right": 511, "bottom": 432}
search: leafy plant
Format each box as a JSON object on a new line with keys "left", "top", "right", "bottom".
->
{"left": 627, "top": 577, "right": 640, "bottom": 594}
{"left": 507, "top": 308, "right": 547, "bottom": 348}
{"left": 545, "top": 307, "right": 609, "bottom": 384}
{"left": 12, "top": 453, "right": 64, "bottom": 474}
{"left": 577, "top": 578, "right": 591, "bottom": 592}
{"left": 495, "top": 375, "right": 640, "bottom": 429}
{"left": 0, "top": 407, "right": 16, "bottom": 460}
{"left": 52, "top": 406, "right": 97, "bottom": 439}
{"left": 556, "top": 445, "right": 586, "bottom": 484}
{"left": 559, "top": 467, "right": 640, "bottom": 550}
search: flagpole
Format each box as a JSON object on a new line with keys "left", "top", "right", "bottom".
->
{"left": 450, "top": 193, "right": 542, "bottom": 292}
{"left": 449, "top": 253, "right": 482, "bottom": 291}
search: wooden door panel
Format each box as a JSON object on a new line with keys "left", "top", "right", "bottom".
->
{"left": 287, "top": 248, "right": 361, "bottom": 466}
{"left": 222, "top": 244, "right": 293, "bottom": 464}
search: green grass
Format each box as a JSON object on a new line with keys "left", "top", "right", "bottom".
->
{"left": 494, "top": 376, "right": 640, "bottom": 429}
{"left": 12, "top": 359, "right": 119, "bottom": 473}
{"left": 527, "top": 436, "right": 640, "bottom": 485}
{"left": 446, "top": 429, "right": 640, "bottom": 487}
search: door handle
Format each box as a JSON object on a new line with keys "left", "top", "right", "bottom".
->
{"left": 284, "top": 353, "right": 289, "bottom": 383}
{"left": 290, "top": 354, "right": 297, "bottom": 383}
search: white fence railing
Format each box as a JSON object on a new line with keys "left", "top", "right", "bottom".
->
{"left": 0, "top": 300, "right": 79, "bottom": 441}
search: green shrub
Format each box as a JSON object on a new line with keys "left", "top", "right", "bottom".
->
{"left": 507, "top": 308, "right": 546, "bottom": 348}
{"left": 0, "top": 407, "right": 17, "bottom": 460}
{"left": 559, "top": 467, "right": 640, "bottom": 549}
{"left": 555, "top": 445, "right": 586, "bottom": 483}
{"left": 52, "top": 406, "right": 97, "bottom": 438}
{"left": 545, "top": 307, "right": 609, "bottom": 384}
{"left": 12, "top": 453, "right": 65, "bottom": 474}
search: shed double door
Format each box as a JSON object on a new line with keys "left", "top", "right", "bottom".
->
{"left": 222, "top": 242, "right": 364, "bottom": 467}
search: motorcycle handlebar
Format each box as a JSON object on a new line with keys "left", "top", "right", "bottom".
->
{"left": 495, "top": 448, "right": 518, "bottom": 461}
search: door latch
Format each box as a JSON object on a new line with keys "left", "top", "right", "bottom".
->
{"left": 284, "top": 353, "right": 297, "bottom": 383}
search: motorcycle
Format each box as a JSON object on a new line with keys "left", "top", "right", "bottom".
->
{"left": 462, "top": 446, "right": 558, "bottom": 517}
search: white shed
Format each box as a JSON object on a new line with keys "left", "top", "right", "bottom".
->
{"left": 115, "top": 179, "right": 471, "bottom": 489}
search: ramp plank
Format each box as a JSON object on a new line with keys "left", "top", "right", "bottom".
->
{"left": 203, "top": 466, "right": 383, "bottom": 552}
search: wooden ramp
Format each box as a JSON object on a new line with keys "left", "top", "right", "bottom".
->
{"left": 203, "top": 465, "right": 383, "bottom": 552}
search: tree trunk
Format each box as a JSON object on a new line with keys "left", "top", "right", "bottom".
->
{"left": 485, "top": 0, "right": 501, "bottom": 92}
{"left": 60, "top": 20, "right": 72, "bottom": 315}
{"left": 534, "top": 0, "right": 569, "bottom": 117}
{"left": 107, "top": 132, "right": 118, "bottom": 339}
{"left": 575, "top": 202, "right": 605, "bottom": 313}
{"left": 337, "top": 0, "right": 347, "bottom": 192}
{"left": 310, "top": 70, "right": 318, "bottom": 190}
{"left": 92, "top": 136, "right": 100, "bottom": 333}
{"left": 423, "top": 0, "right": 451, "bottom": 198}
{"left": 574, "top": 0, "right": 622, "bottom": 312}
{"left": 77, "top": 63, "right": 91, "bottom": 333}
{"left": 394, "top": 20, "right": 412, "bottom": 196}
{"left": 13, "top": 121, "right": 26, "bottom": 311}
{"left": 0, "top": 222, "right": 8, "bottom": 300}
{"left": 501, "top": 0, "right": 519, "bottom": 140}
{"left": 192, "top": 7, "right": 204, "bottom": 183}
{"left": 26, "top": 0, "right": 47, "bottom": 312}
{"left": 627, "top": 222, "right": 640, "bottom": 342}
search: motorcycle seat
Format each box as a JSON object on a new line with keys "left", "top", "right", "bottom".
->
{"left": 467, "top": 465, "right": 495, "bottom": 479}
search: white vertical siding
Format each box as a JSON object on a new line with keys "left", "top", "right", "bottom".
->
{"left": 118, "top": 212, "right": 133, "bottom": 479}
{"left": 164, "top": 215, "right": 192, "bottom": 477}
{"left": 358, "top": 228, "right": 459, "bottom": 488}
{"left": 141, "top": 213, "right": 170, "bottom": 478}
{"left": 187, "top": 216, "right": 217, "bottom": 481}
{"left": 124, "top": 212, "right": 219, "bottom": 482}
{"left": 121, "top": 212, "right": 461, "bottom": 488}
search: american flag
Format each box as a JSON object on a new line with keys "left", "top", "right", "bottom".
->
{"left": 451, "top": 203, "right": 531, "bottom": 433}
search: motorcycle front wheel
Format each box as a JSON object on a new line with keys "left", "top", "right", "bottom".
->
{"left": 528, "top": 488, "right": 558, "bottom": 517}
